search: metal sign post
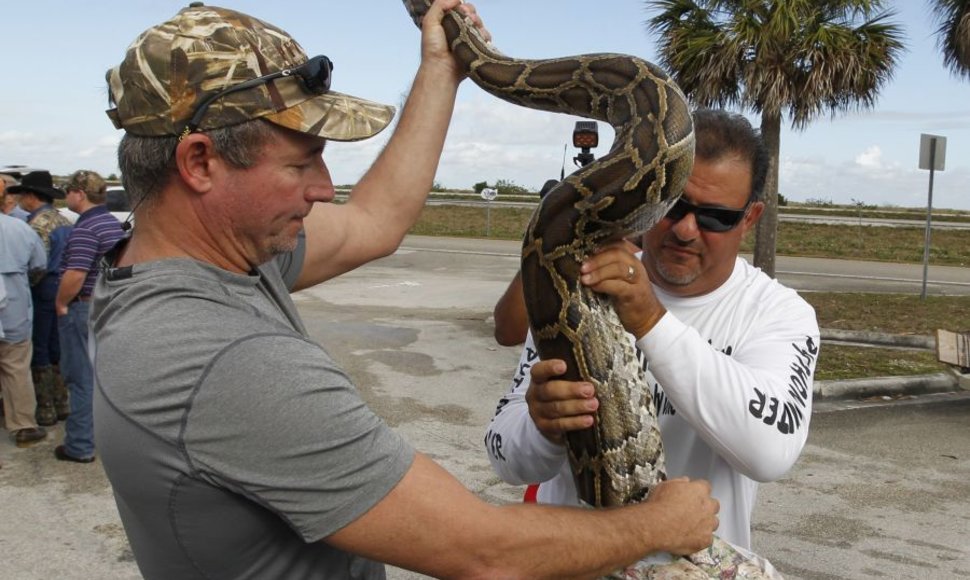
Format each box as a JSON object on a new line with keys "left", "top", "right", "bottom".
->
{"left": 481, "top": 187, "right": 498, "bottom": 237}
{"left": 918, "top": 134, "right": 946, "bottom": 300}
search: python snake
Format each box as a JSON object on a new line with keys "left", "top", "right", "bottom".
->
{"left": 402, "top": 2, "right": 777, "bottom": 578}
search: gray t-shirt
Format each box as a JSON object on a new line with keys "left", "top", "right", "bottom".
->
{"left": 92, "top": 242, "right": 414, "bottom": 579}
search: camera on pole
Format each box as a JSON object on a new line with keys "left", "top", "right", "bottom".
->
{"left": 541, "top": 121, "right": 600, "bottom": 201}
{"left": 572, "top": 121, "right": 598, "bottom": 168}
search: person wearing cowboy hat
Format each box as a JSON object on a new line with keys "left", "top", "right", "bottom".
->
{"left": 8, "top": 171, "right": 64, "bottom": 205}
{"left": 8, "top": 171, "right": 74, "bottom": 427}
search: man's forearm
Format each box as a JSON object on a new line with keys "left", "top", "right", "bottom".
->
{"left": 638, "top": 311, "right": 818, "bottom": 482}
{"left": 349, "top": 59, "right": 461, "bottom": 248}
{"left": 292, "top": 62, "right": 461, "bottom": 290}
{"left": 347, "top": 0, "right": 466, "bottom": 247}
{"left": 55, "top": 269, "right": 86, "bottom": 315}
{"left": 494, "top": 271, "right": 529, "bottom": 346}
{"left": 485, "top": 336, "right": 570, "bottom": 485}
{"left": 328, "top": 453, "right": 716, "bottom": 579}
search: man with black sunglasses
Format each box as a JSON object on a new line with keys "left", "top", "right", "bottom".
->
{"left": 487, "top": 108, "right": 820, "bottom": 554}
{"left": 91, "top": 2, "right": 719, "bottom": 579}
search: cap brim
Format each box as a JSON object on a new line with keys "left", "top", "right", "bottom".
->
{"left": 7, "top": 185, "right": 65, "bottom": 200}
{"left": 264, "top": 90, "right": 395, "bottom": 142}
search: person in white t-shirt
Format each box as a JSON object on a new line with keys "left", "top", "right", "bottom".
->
{"left": 485, "top": 108, "right": 820, "bottom": 550}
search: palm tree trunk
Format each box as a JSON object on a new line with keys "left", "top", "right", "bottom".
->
{"left": 754, "top": 113, "right": 781, "bottom": 278}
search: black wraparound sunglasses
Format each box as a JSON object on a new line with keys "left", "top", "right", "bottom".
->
{"left": 664, "top": 196, "right": 752, "bottom": 232}
{"left": 181, "top": 55, "right": 334, "bottom": 138}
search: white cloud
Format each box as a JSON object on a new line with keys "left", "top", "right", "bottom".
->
{"left": 324, "top": 98, "right": 608, "bottom": 192}
{"left": 843, "top": 109, "right": 970, "bottom": 130}
{"left": 0, "top": 130, "right": 62, "bottom": 151}
{"left": 854, "top": 146, "right": 883, "bottom": 169}
{"left": 325, "top": 137, "right": 389, "bottom": 186}
{"left": 327, "top": 101, "right": 970, "bottom": 208}
{"left": 779, "top": 149, "right": 968, "bottom": 210}
{"left": 0, "top": 129, "right": 122, "bottom": 177}
{"left": 98, "top": 134, "right": 122, "bottom": 148}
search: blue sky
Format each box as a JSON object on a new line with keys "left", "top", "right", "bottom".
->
{"left": 2, "top": 1, "right": 967, "bottom": 209}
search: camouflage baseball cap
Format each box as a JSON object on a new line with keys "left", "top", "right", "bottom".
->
{"left": 64, "top": 170, "right": 107, "bottom": 197}
{"left": 105, "top": 3, "right": 395, "bottom": 141}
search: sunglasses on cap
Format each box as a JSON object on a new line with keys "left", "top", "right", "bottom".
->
{"left": 182, "top": 55, "right": 334, "bottom": 138}
{"left": 664, "top": 196, "right": 752, "bottom": 232}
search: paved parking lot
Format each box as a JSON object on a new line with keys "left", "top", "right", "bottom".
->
{"left": 2, "top": 237, "right": 968, "bottom": 579}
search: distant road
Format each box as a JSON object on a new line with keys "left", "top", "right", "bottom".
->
{"left": 398, "top": 235, "right": 970, "bottom": 296}
{"left": 334, "top": 190, "right": 970, "bottom": 229}
{"left": 431, "top": 200, "right": 970, "bottom": 229}
{"left": 778, "top": 213, "right": 970, "bottom": 230}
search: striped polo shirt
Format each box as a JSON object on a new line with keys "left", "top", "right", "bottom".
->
{"left": 61, "top": 206, "right": 125, "bottom": 299}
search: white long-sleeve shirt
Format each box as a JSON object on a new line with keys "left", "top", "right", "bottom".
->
{"left": 485, "top": 257, "right": 820, "bottom": 549}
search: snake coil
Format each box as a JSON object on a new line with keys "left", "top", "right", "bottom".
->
{"left": 402, "top": 3, "right": 779, "bottom": 578}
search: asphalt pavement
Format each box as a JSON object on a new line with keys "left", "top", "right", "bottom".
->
{"left": 2, "top": 236, "right": 968, "bottom": 579}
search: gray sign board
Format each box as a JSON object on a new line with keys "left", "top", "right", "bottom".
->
{"left": 919, "top": 134, "right": 946, "bottom": 171}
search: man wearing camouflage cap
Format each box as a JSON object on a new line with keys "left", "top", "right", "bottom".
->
{"left": 53, "top": 170, "right": 124, "bottom": 464}
{"left": 8, "top": 170, "right": 73, "bottom": 427}
{"left": 92, "top": 2, "right": 719, "bottom": 579}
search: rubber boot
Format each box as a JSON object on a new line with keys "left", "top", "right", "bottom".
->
{"left": 52, "top": 364, "right": 71, "bottom": 421}
{"left": 32, "top": 366, "right": 58, "bottom": 427}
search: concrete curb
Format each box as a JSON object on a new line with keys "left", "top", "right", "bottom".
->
{"left": 947, "top": 366, "right": 970, "bottom": 391}
{"left": 814, "top": 371, "right": 961, "bottom": 400}
{"left": 816, "top": 328, "right": 970, "bottom": 399}
{"left": 820, "top": 328, "right": 935, "bottom": 350}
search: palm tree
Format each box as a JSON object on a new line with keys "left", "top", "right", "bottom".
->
{"left": 931, "top": 0, "right": 970, "bottom": 78}
{"left": 645, "top": 0, "right": 904, "bottom": 277}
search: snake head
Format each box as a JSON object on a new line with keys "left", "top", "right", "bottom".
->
{"left": 402, "top": 0, "right": 431, "bottom": 29}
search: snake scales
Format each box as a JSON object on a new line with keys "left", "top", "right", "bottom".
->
{"left": 402, "top": 2, "right": 777, "bottom": 578}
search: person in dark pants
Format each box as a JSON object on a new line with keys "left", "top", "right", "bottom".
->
{"left": 53, "top": 170, "right": 124, "bottom": 463}
{"left": 8, "top": 170, "right": 73, "bottom": 426}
